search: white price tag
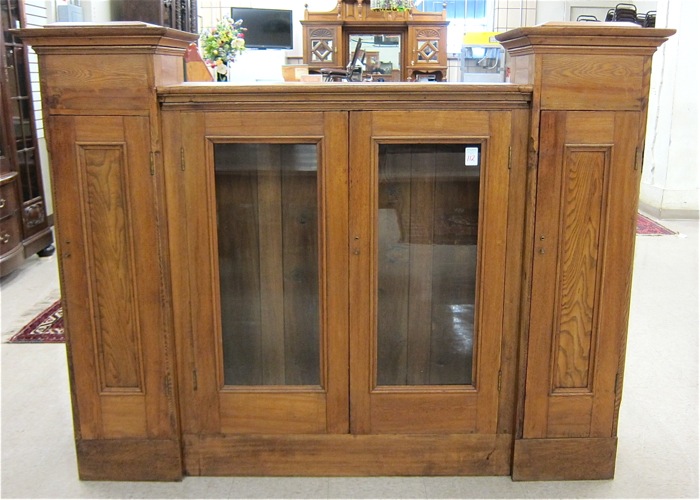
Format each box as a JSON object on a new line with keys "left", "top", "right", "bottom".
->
{"left": 465, "top": 147, "right": 479, "bottom": 166}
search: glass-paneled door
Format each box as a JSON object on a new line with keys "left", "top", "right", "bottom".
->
{"left": 349, "top": 110, "right": 512, "bottom": 434}
{"left": 174, "top": 108, "right": 512, "bottom": 439}
{"left": 174, "top": 111, "right": 349, "bottom": 436}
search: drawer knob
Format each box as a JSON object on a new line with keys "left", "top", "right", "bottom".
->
{"left": 0, "top": 198, "right": 6, "bottom": 208}
{"left": 1, "top": 233, "right": 10, "bottom": 244}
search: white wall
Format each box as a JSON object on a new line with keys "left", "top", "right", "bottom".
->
{"left": 534, "top": 0, "right": 697, "bottom": 219}
{"left": 640, "top": 0, "right": 698, "bottom": 218}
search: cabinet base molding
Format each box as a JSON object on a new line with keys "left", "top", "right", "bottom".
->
{"left": 76, "top": 439, "right": 183, "bottom": 481}
{"left": 512, "top": 437, "right": 617, "bottom": 481}
{"left": 183, "top": 434, "right": 512, "bottom": 476}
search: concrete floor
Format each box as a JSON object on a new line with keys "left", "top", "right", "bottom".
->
{"left": 1, "top": 219, "right": 698, "bottom": 498}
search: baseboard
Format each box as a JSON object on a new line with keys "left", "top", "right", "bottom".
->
{"left": 638, "top": 201, "right": 699, "bottom": 220}
{"left": 184, "top": 433, "right": 513, "bottom": 476}
{"left": 76, "top": 438, "right": 183, "bottom": 481}
{"left": 512, "top": 437, "right": 617, "bottom": 481}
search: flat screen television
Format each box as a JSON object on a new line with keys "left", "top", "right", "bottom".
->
{"left": 231, "top": 7, "right": 293, "bottom": 50}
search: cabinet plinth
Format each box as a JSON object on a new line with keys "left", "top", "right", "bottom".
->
{"left": 16, "top": 22, "right": 673, "bottom": 481}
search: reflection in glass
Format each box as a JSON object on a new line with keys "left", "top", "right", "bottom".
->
{"left": 214, "top": 144, "right": 320, "bottom": 386}
{"left": 350, "top": 34, "right": 401, "bottom": 81}
{"left": 376, "top": 144, "right": 480, "bottom": 386}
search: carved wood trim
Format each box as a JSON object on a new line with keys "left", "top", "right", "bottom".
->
{"left": 310, "top": 28, "right": 335, "bottom": 38}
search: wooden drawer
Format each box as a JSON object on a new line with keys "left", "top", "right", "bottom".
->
{"left": 0, "top": 179, "right": 20, "bottom": 220}
{"left": 0, "top": 213, "right": 22, "bottom": 255}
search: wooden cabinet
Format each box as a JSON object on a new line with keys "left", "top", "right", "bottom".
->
{"left": 302, "top": 0, "right": 448, "bottom": 81}
{"left": 160, "top": 99, "right": 529, "bottom": 475}
{"left": 0, "top": 0, "right": 54, "bottom": 276}
{"left": 111, "top": 0, "right": 198, "bottom": 34}
{"left": 17, "top": 22, "right": 673, "bottom": 481}
{"left": 17, "top": 23, "right": 196, "bottom": 481}
{"left": 495, "top": 24, "right": 671, "bottom": 481}
{"left": 303, "top": 23, "right": 343, "bottom": 69}
{"left": 407, "top": 24, "right": 448, "bottom": 81}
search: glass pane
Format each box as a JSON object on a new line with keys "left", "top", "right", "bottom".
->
{"left": 18, "top": 148, "right": 38, "bottom": 200}
{"left": 376, "top": 144, "right": 480, "bottom": 386}
{"left": 214, "top": 143, "right": 320, "bottom": 386}
{"left": 13, "top": 45, "right": 28, "bottom": 97}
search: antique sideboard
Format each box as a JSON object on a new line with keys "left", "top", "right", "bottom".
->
{"left": 301, "top": 0, "right": 449, "bottom": 81}
{"left": 16, "top": 22, "right": 673, "bottom": 481}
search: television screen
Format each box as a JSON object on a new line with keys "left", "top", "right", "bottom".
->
{"left": 231, "top": 8, "right": 293, "bottom": 50}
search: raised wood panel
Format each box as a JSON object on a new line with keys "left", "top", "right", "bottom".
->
{"left": 78, "top": 144, "right": 143, "bottom": 391}
{"left": 552, "top": 147, "right": 609, "bottom": 391}
{"left": 541, "top": 55, "right": 644, "bottom": 111}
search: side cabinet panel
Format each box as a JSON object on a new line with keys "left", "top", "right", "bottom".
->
{"left": 524, "top": 111, "right": 641, "bottom": 439}
{"left": 48, "top": 114, "right": 181, "bottom": 480}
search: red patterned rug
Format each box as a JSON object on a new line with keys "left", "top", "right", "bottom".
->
{"left": 637, "top": 213, "right": 676, "bottom": 235}
{"left": 8, "top": 300, "right": 65, "bottom": 343}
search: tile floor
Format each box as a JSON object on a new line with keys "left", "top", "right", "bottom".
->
{"left": 1, "top": 219, "right": 698, "bottom": 498}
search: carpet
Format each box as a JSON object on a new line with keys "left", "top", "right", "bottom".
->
{"left": 637, "top": 213, "right": 676, "bottom": 236}
{"left": 7, "top": 300, "right": 65, "bottom": 343}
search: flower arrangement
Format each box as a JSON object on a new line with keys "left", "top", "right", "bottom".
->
{"left": 370, "top": 0, "right": 414, "bottom": 11}
{"left": 199, "top": 16, "right": 247, "bottom": 80}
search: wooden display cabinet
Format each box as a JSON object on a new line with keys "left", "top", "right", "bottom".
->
{"left": 16, "top": 22, "right": 673, "bottom": 481}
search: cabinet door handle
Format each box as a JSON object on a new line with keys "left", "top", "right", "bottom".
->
{"left": 1, "top": 233, "right": 10, "bottom": 244}
{"left": 0, "top": 198, "right": 6, "bottom": 208}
